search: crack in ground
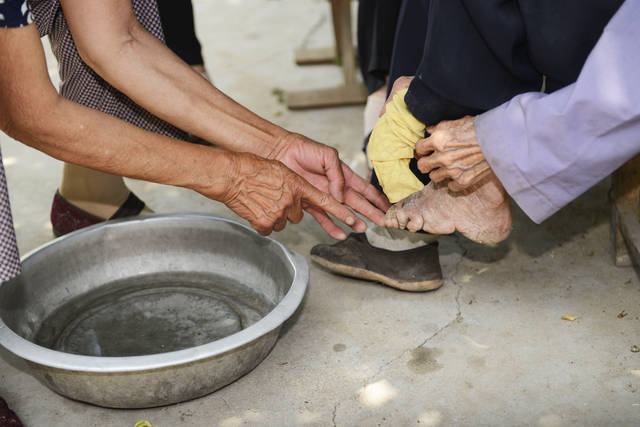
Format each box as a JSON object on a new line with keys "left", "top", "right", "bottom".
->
{"left": 363, "top": 238, "right": 468, "bottom": 386}
{"left": 416, "top": 243, "right": 468, "bottom": 349}
{"left": 220, "top": 396, "right": 233, "bottom": 411}
{"left": 332, "top": 401, "right": 340, "bottom": 427}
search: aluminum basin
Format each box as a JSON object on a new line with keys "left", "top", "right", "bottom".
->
{"left": 0, "top": 214, "right": 308, "bottom": 408}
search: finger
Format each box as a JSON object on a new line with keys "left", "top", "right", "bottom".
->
{"left": 414, "top": 137, "right": 434, "bottom": 159}
{"left": 342, "top": 164, "right": 391, "bottom": 211}
{"left": 426, "top": 116, "right": 474, "bottom": 135}
{"left": 344, "top": 189, "right": 385, "bottom": 227}
{"left": 448, "top": 162, "right": 492, "bottom": 192}
{"left": 417, "top": 131, "right": 479, "bottom": 156}
{"left": 301, "top": 182, "right": 366, "bottom": 233}
{"left": 286, "top": 197, "right": 304, "bottom": 224}
{"left": 304, "top": 205, "right": 347, "bottom": 240}
{"left": 458, "top": 161, "right": 491, "bottom": 185}
{"left": 429, "top": 167, "right": 463, "bottom": 183}
{"left": 254, "top": 222, "right": 273, "bottom": 236}
{"left": 273, "top": 216, "right": 287, "bottom": 232}
{"left": 417, "top": 147, "right": 483, "bottom": 173}
{"left": 321, "top": 148, "right": 346, "bottom": 203}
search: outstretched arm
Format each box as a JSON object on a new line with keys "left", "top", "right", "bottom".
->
{"left": 58, "top": 0, "right": 390, "bottom": 226}
{"left": 0, "top": 24, "right": 361, "bottom": 238}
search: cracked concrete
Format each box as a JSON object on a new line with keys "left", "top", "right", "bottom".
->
{"left": 1, "top": 0, "right": 640, "bottom": 425}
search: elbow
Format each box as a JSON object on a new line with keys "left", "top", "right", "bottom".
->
{"left": 1, "top": 106, "right": 33, "bottom": 143}
{"left": 74, "top": 42, "right": 117, "bottom": 78}
{"left": 1, "top": 94, "right": 63, "bottom": 148}
{"left": 74, "top": 22, "right": 139, "bottom": 80}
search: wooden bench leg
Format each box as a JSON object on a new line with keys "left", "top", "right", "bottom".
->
{"left": 287, "top": 0, "right": 368, "bottom": 110}
{"left": 611, "top": 196, "right": 632, "bottom": 266}
{"left": 611, "top": 155, "right": 640, "bottom": 275}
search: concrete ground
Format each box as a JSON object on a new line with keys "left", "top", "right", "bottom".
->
{"left": 1, "top": 0, "right": 639, "bottom": 425}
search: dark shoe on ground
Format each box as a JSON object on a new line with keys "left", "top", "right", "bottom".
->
{"left": 310, "top": 233, "right": 443, "bottom": 292}
{"left": 0, "top": 396, "right": 23, "bottom": 427}
{"left": 50, "top": 190, "right": 146, "bottom": 237}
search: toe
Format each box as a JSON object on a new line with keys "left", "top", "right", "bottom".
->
{"left": 395, "top": 209, "right": 411, "bottom": 229}
{"left": 406, "top": 214, "right": 424, "bottom": 232}
{"left": 384, "top": 206, "right": 400, "bottom": 228}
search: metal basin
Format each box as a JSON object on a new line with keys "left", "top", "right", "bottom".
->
{"left": 0, "top": 214, "right": 308, "bottom": 408}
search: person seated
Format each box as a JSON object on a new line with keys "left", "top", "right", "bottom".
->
{"left": 312, "top": 0, "right": 624, "bottom": 290}
{"left": 391, "top": 0, "right": 640, "bottom": 235}
{"left": 368, "top": 85, "right": 511, "bottom": 245}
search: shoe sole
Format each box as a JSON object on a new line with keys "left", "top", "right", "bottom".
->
{"left": 311, "top": 255, "right": 443, "bottom": 292}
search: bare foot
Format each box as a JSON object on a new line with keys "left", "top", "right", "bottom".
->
{"left": 384, "top": 173, "right": 511, "bottom": 245}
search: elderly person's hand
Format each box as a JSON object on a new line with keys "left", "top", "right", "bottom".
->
{"left": 270, "top": 133, "right": 391, "bottom": 237}
{"left": 416, "top": 116, "right": 493, "bottom": 192}
{"left": 218, "top": 152, "right": 366, "bottom": 239}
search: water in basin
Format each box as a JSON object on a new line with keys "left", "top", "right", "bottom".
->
{"left": 34, "top": 272, "right": 275, "bottom": 357}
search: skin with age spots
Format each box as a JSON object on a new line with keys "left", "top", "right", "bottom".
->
{"left": 221, "top": 152, "right": 364, "bottom": 236}
{"left": 417, "top": 116, "right": 492, "bottom": 192}
{"left": 385, "top": 174, "right": 512, "bottom": 245}
{"left": 377, "top": 77, "right": 512, "bottom": 245}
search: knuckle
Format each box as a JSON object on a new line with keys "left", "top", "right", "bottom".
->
{"left": 429, "top": 171, "right": 442, "bottom": 182}
{"left": 318, "top": 192, "right": 330, "bottom": 207}
{"left": 460, "top": 174, "right": 473, "bottom": 185}
{"left": 429, "top": 133, "right": 446, "bottom": 151}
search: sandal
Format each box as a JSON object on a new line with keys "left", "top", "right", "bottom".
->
{"left": 0, "top": 396, "right": 23, "bottom": 427}
{"left": 50, "top": 190, "right": 146, "bottom": 237}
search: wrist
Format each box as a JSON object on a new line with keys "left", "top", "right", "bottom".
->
{"left": 188, "top": 148, "right": 239, "bottom": 202}
{"left": 266, "top": 131, "right": 301, "bottom": 161}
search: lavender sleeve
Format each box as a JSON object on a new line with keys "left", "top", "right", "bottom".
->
{"left": 474, "top": 0, "right": 640, "bottom": 224}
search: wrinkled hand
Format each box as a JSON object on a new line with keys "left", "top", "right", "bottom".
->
{"left": 380, "top": 76, "right": 414, "bottom": 117}
{"left": 270, "top": 133, "right": 390, "bottom": 237}
{"left": 219, "top": 152, "right": 363, "bottom": 239}
{"left": 416, "top": 116, "right": 492, "bottom": 192}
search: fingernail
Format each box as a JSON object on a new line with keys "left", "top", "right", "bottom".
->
{"left": 345, "top": 216, "right": 355, "bottom": 226}
{"left": 336, "top": 231, "right": 346, "bottom": 240}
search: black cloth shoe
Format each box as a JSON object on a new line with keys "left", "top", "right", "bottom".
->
{"left": 311, "top": 233, "right": 443, "bottom": 292}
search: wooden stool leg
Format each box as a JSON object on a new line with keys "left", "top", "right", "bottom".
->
{"left": 334, "top": 0, "right": 356, "bottom": 84}
{"left": 287, "top": 0, "right": 368, "bottom": 110}
{"left": 611, "top": 155, "right": 640, "bottom": 275}
{"left": 611, "top": 194, "right": 632, "bottom": 266}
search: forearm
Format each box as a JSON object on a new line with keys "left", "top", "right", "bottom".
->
{"left": 0, "top": 23, "right": 231, "bottom": 199}
{"left": 63, "top": 0, "right": 288, "bottom": 159}
{"left": 475, "top": 0, "right": 640, "bottom": 223}
{"left": 12, "top": 95, "right": 233, "bottom": 199}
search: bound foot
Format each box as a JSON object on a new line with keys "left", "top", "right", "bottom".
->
{"left": 384, "top": 173, "right": 511, "bottom": 245}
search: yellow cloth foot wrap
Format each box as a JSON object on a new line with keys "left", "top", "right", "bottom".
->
{"left": 368, "top": 89, "right": 426, "bottom": 203}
